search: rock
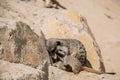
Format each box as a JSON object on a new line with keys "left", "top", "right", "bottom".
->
{"left": 0, "top": 60, "right": 42, "bottom": 80}
{"left": 49, "top": 66, "right": 119, "bottom": 80}
{"left": 41, "top": 10, "right": 105, "bottom": 72}
{"left": 0, "top": 21, "right": 50, "bottom": 80}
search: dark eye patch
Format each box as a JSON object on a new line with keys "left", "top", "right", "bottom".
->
{"left": 57, "top": 52, "right": 64, "bottom": 58}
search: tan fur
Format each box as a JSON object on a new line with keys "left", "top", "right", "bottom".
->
{"left": 71, "top": 48, "right": 78, "bottom": 57}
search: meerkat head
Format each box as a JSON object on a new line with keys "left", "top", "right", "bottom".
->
{"left": 63, "top": 55, "right": 82, "bottom": 74}
{"left": 46, "top": 39, "right": 61, "bottom": 52}
{"left": 56, "top": 46, "right": 69, "bottom": 58}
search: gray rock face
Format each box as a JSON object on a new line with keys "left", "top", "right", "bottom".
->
{"left": 0, "top": 60, "right": 42, "bottom": 80}
{"left": 0, "top": 21, "right": 50, "bottom": 80}
{"left": 49, "top": 66, "right": 119, "bottom": 80}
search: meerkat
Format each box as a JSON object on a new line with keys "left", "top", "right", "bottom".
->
{"left": 57, "top": 46, "right": 115, "bottom": 74}
{"left": 46, "top": 42, "right": 69, "bottom": 64}
{"left": 62, "top": 55, "right": 82, "bottom": 74}
{"left": 63, "top": 55, "right": 115, "bottom": 74}
{"left": 46, "top": 38, "right": 87, "bottom": 66}
{"left": 46, "top": 38, "right": 115, "bottom": 75}
{"left": 52, "top": 45, "right": 96, "bottom": 74}
{"left": 54, "top": 46, "right": 115, "bottom": 75}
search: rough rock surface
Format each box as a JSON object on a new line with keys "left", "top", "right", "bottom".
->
{"left": 0, "top": 60, "right": 42, "bottom": 80}
{"left": 0, "top": 21, "right": 50, "bottom": 68}
{"left": 0, "top": 21, "right": 50, "bottom": 80}
{"left": 49, "top": 66, "right": 120, "bottom": 80}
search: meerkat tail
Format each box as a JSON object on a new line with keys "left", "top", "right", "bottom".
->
{"left": 82, "top": 67, "right": 116, "bottom": 75}
{"left": 82, "top": 66, "right": 103, "bottom": 74}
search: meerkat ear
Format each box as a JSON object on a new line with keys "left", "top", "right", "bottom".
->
{"left": 56, "top": 41, "right": 61, "bottom": 45}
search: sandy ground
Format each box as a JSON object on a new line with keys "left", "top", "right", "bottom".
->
{"left": 58, "top": 0, "right": 120, "bottom": 73}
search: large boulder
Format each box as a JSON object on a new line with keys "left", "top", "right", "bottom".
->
{"left": 41, "top": 10, "right": 105, "bottom": 72}
{"left": 0, "top": 21, "right": 50, "bottom": 80}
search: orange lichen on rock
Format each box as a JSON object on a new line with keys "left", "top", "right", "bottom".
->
{"left": 24, "top": 50, "right": 39, "bottom": 68}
